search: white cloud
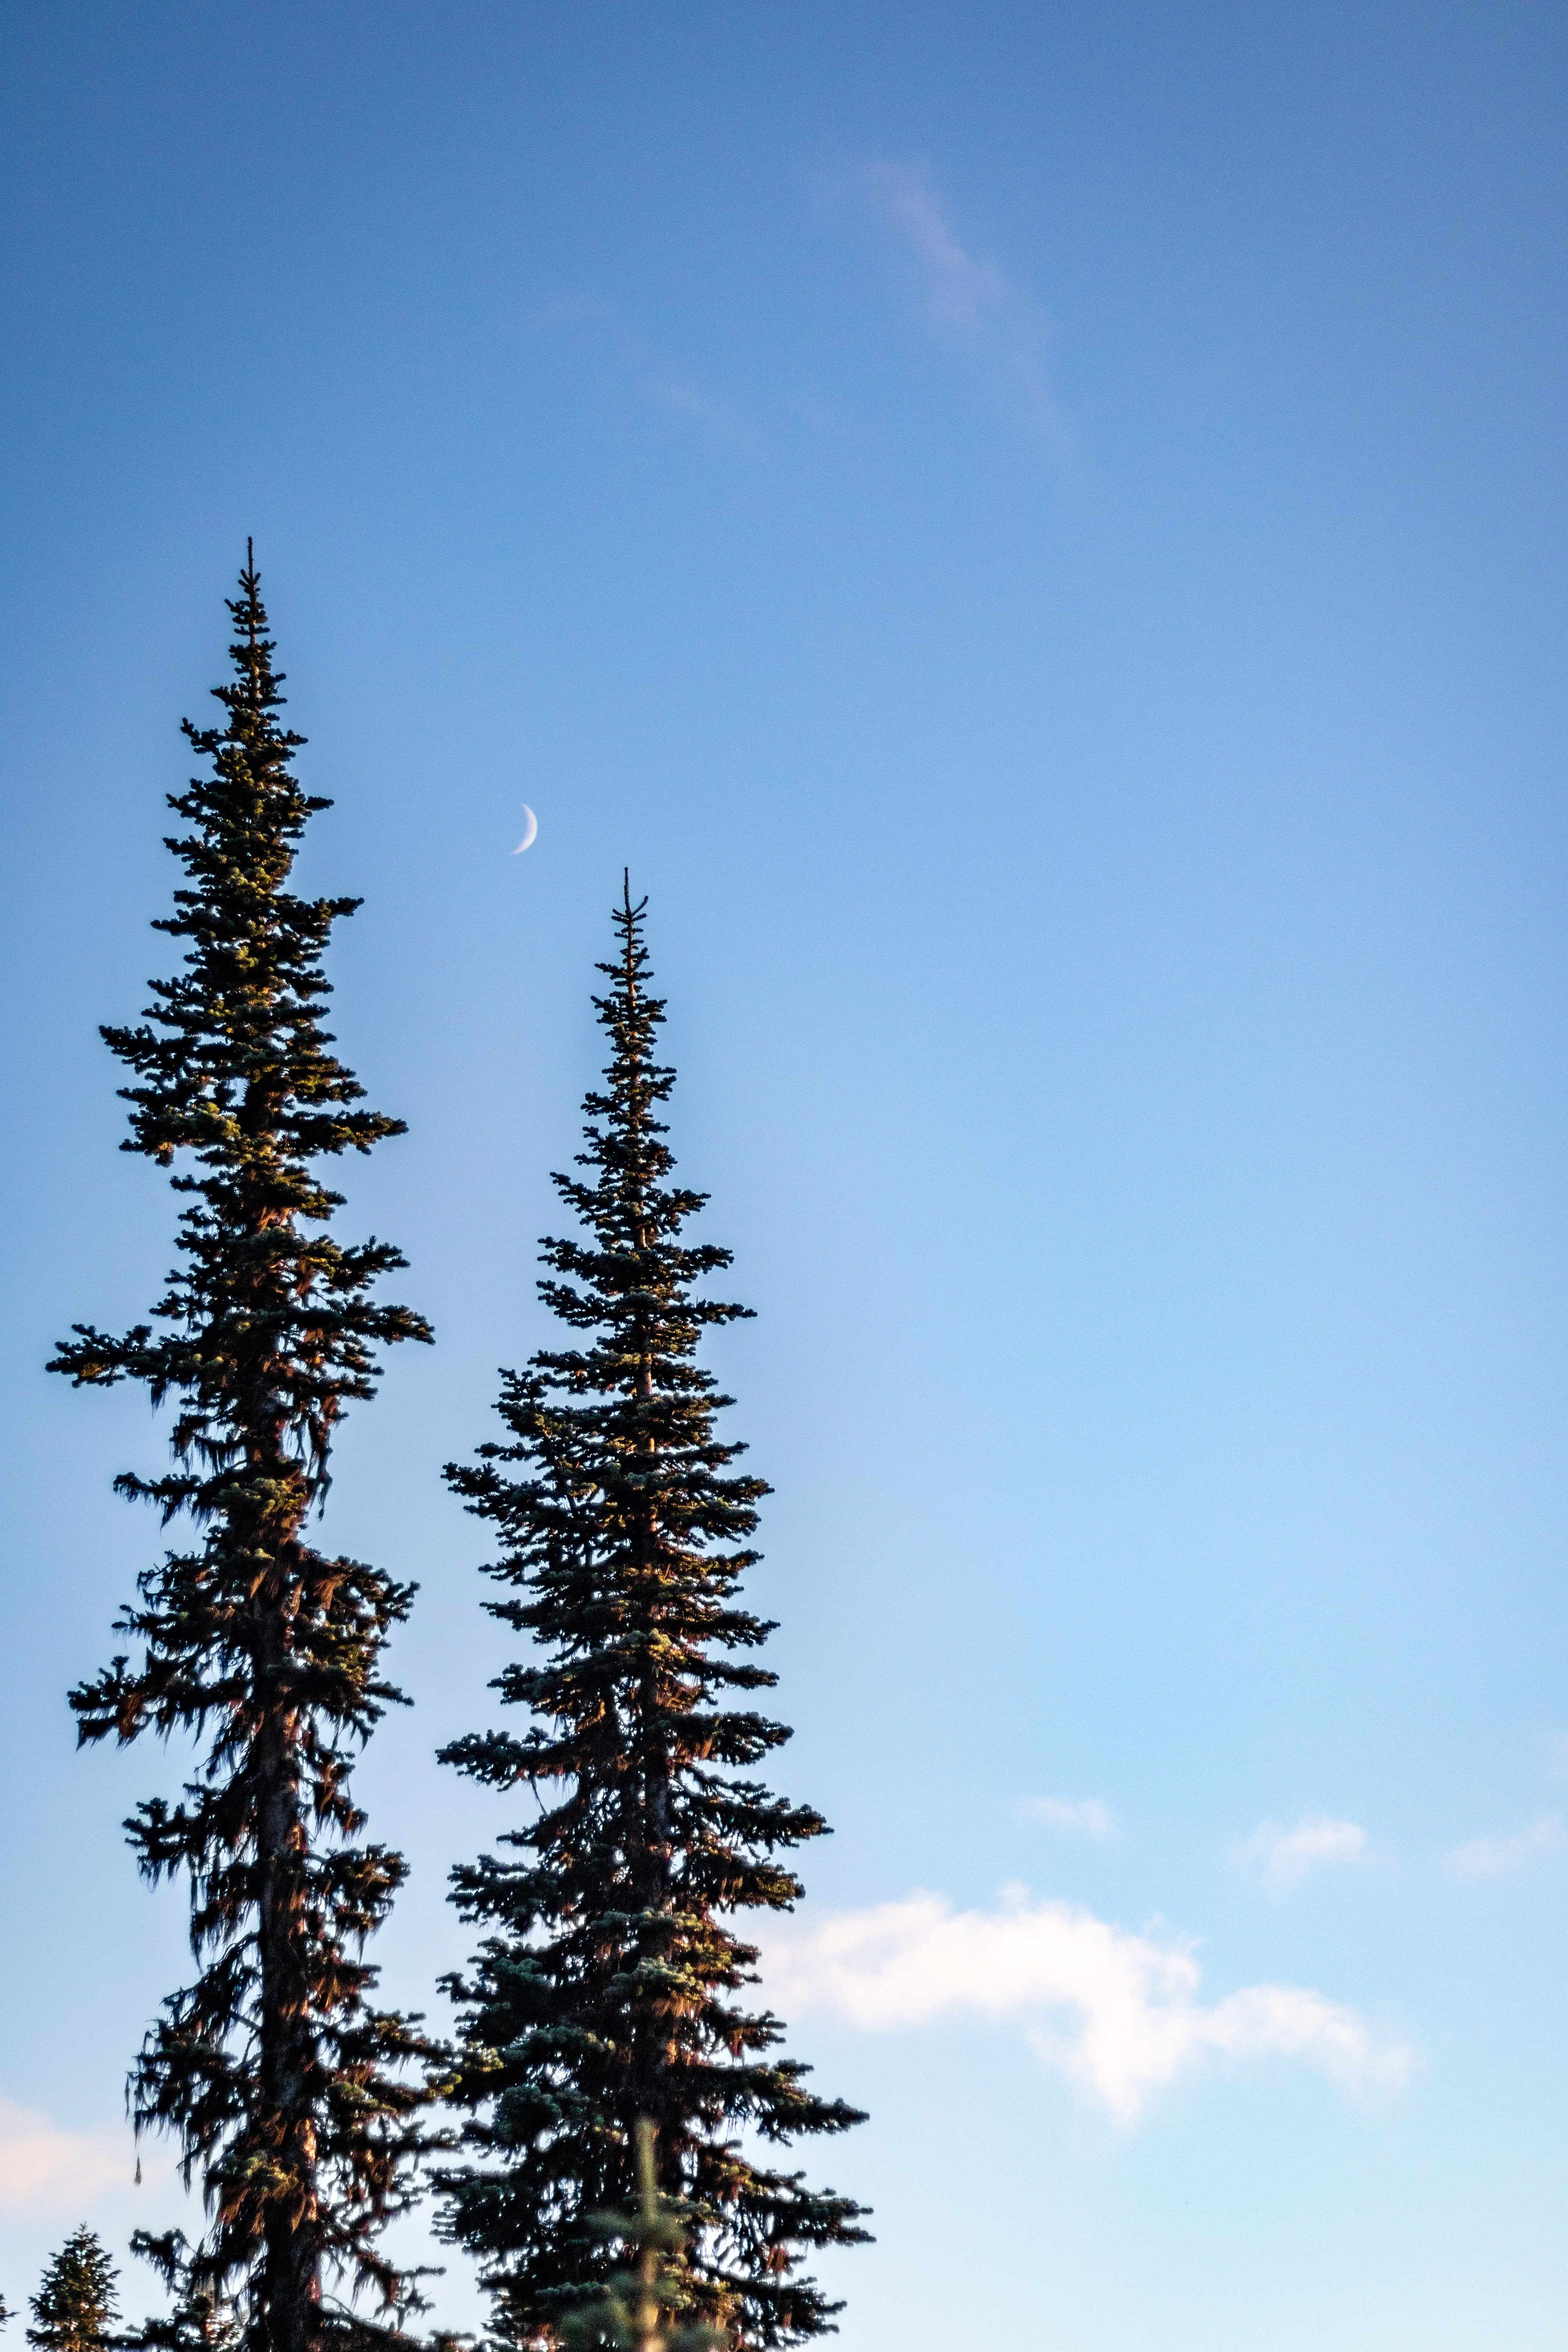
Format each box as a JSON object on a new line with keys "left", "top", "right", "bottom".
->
{"left": 762, "top": 1888, "right": 1410, "bottom": 2126}
{"left": 851, "top": 160, "right": 1064, "bottom": 437}
{"left": 1446, "top": 1813, "right": 1567, "bottom": 1879}
{"left": 532, "top": 297, "right": 756, "bottom": 449}
{"left": 1236, "top": 1816, "right": 1369, "bottom": 1892}
{"left": 1016, "top": 1795, "right": 1121, "bottom": 1839}
{"left": 645, "top": 374, "right": 755, "bottom": 448}
{"left": 860, "top": 159, "right": 1012, "bottom": 334}
{"left": 0, "top": 2095, "right": 137, "bottom": 2214}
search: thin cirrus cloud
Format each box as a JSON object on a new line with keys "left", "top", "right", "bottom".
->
{"left": 847, "top": 159, "right": 1065, "bottom": 441}
{"left": 1016, "top": 1795, "right": 1121, "bottom": 1838}
{"left": 1236, "top": 1816, "right": 1369, "bottom": 1892}
{"left": 0, "top": 2093, "right": 138, "bottom": 2214}
{"left": 1446, "top": 1813, "right": 1567, "bottom": 1879}
{"left": 530, "top": 296, "right": 756, "bottom": 450}
{"left": 761, "top": 1889, "right": 1410, "bottom": 2126}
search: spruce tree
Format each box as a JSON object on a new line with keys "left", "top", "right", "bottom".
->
{"left": 28, "top": 2230, "right": 119, "bottom": 2352}
{"left": 50, "top": 555, "right": 435, "bottom": 2352}
{"left": 438, "top": 882, "right": 867, "bottom": 2348}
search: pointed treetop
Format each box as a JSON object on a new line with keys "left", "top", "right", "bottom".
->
{"left": 27, "top": 2228, "right": 119, "bottom": 2352}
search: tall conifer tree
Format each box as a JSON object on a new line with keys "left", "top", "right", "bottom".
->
{"left": 51, "top": 556, "right": 434, "bottom": 2352}
{"left": 438, "top": 883, "right": 867, "bottom": 2349}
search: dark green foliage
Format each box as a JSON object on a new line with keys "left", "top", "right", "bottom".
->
{"left": 561, "top": 2120, "right": 721, "bottom": 2352}
{"left": 28, "top": 2230, "right": 119, "bottom": 2352}
{"left": 438, "top": 883, "right": 868, "bottom": 2349}
{"left": 50, "top": 556, "right": 435, "bottom": 2352}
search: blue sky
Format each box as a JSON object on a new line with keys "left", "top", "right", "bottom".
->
{"left": 3, "top": 2, "right": 1568, "bottom": 2342}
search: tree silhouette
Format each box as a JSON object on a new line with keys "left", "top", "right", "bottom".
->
{"left": 52, "top": 555, "right": 435, "bottom": 2352}
{"left": 27, "top": 2230, "right": 118, "bottom": 2352}
{"left": 439, "top": 882, "right": 867, "bottom": 2347}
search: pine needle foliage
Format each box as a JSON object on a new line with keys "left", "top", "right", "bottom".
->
{"left": 438, "top": 882, "right": 868, "bottom": 2350}
{"left": 28, "top": 2231, "right": 119, "bottom": 2352}
{"left": 560, "top": 2120, "right": 722, "bottom": 2352}
{"left": 49, "top": 555, "right": 435, "bottom": 2352}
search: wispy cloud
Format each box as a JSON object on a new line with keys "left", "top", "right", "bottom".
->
{"left": 0, "top": 2095, "right": 139, "bottom": 2214}
{"left": 532, "top": 297, "right": 756, "bottom": 451}
{"left": 846, "top": 160, "right": 1064, "bottom": 439}
{"left": 1236, "top": 1816, "right": 1368, "bottom": 1892}
{"left": 762, "top": 1888, "right": 1410, "bottom": 2125}
{"left": 646, "top": 375, "right": 746, "bottom": 435}
{"left": 1447, "top": 1813, "right": 1566, "bottom": 1879}
{"left": 1016, "top": 1795, "right": 1121, "bottom": 1839}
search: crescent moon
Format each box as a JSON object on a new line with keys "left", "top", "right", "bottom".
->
{"left": 512, "top": 803, "right": 538, "bottom": 855}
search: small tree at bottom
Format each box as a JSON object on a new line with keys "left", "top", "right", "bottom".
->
{"left": 27, "top": 2231, "right": 119, "bottom": 2352}
{"left": 561, "top": 2123, "right": 724, "bottom": 2352}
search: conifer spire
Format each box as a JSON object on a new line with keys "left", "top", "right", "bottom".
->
{"left": 27, "top": 2230, "right": 119, "bottom": 2352}
{"left": 438, "top": 882, "right": 868, "bottom": 2348}
{"left": 51, "top": 557, "right": 435, "bottom": 2352}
